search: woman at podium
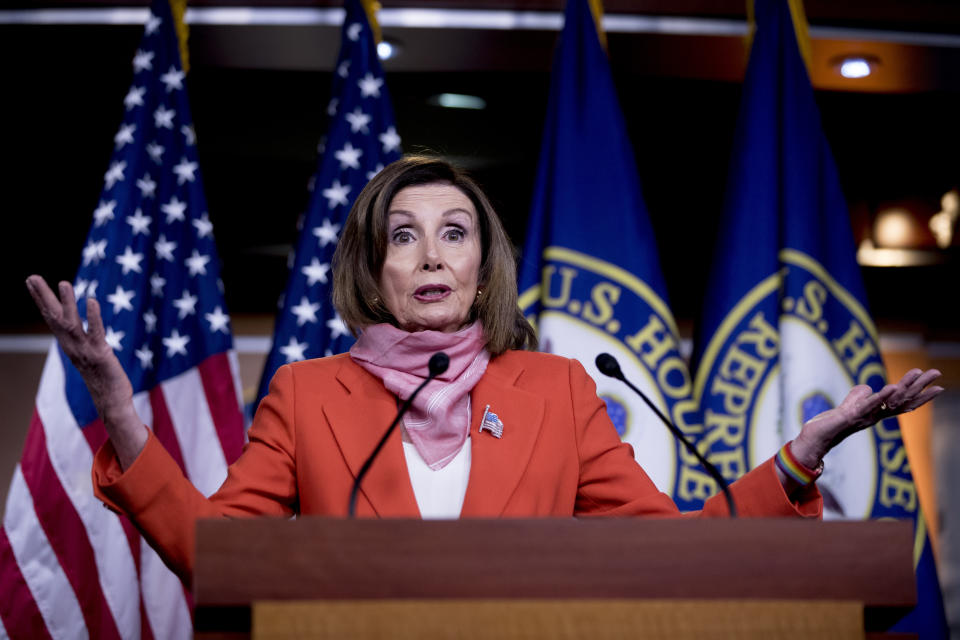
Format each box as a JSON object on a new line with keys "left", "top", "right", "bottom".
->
{"left": 25, "top": 156, "right": 942, "bottom": 585}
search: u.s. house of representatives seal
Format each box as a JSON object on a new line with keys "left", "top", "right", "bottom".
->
{"left": 519, "top": 247, "right": 698, "bottom": 501}
{"left": 695, "top": 249, "right": 917, "bottom": 521}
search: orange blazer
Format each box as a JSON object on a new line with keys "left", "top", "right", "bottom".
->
{"left": 94, "top": 350, "right": 821, "bottom": 584}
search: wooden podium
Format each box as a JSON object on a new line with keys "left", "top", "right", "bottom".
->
{"left": 193, "top": 518, "right": 916, "bottom": 639}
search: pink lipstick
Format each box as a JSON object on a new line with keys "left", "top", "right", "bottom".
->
{"left": 414, "top": 284, "right": 452, "bottom": 302}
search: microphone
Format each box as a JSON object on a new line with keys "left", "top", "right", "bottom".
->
{"left": 348, "top": 352, "right": 450, "bottom": 517}
{"left": 595, "top": 353, "right": 738, "bottom": 518}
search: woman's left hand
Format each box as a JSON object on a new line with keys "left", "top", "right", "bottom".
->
{"left": 790, "top": 369, "right": 944, "bottom": 469}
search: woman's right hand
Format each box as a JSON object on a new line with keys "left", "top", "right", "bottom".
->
{"left": 26, "top": 275, "right": 147, "bottom": 468}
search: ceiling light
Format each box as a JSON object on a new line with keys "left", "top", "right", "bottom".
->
{"left": 837, "top": 56, "right": 875, "bottom": 79}
{"left": 427, "top": 93, "right": 487, "bottom": 110}
{"left": 377, "top": 40, "right": 398, "bottom": 60}
{"left": 874, "top": 208, "right": 916, "bottom": 247}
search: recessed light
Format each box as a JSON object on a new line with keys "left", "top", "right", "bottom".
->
{"left": 377, "top": 40, "right": 398, "bottom": 60}
{"left": 836, "top": 55, "right": 877, "bottom": 79}
{"left": 426, "top": 94, "right": 487, "bottom": 110}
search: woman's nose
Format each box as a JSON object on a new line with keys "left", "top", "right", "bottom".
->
{"left": 421, "top": 239, "right": 443, "bottom": 271}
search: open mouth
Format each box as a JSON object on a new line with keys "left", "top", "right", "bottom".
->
{"left": 414, "top": 284, "right": 452, "bottom": 301}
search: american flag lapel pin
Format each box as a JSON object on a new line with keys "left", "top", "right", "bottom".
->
{"left": 479, "top": 404, "right": 504, "bottom": 439}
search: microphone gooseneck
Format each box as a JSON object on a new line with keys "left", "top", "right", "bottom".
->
{"left": 348, "top": 351, "right": 450, "bottom": 518}
{"left": 594, "top": 352, "right": 738, "bottom": 518}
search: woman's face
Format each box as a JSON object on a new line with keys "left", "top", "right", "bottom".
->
{"left": 378, "top": 183, "right": 482, "bottom": 333}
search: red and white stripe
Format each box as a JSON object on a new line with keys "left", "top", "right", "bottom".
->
{"left": 0, "top": 345, "right": 244, "bottom": 639}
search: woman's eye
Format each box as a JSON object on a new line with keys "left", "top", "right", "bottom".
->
{"left": 393, "top": 229, "right": 414, "bottom": 243}
{"left": 445, "top": 228, "right": 464, "bottom": 242}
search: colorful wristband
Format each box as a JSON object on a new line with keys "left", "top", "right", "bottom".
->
{"left": 775, "top": 441, "right": 824, "bottom": 485}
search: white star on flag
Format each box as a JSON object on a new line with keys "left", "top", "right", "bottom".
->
{"left": 291, "top": 296, "right": 321, "bottom": 326}
{"left": 345, "top": 107, "right": 371, "bottom": 134}
{"left": 327, "top": 313, "right": 349, "bottom": 340}
{"left": 173, "top": 157, "right": 198, "bottom": 184}
{"left": 104, "top": 161, "right": 126, "bottom": 189}
{"left": 146, "top": 141, "right": 165, "bottom": 164}
{"left": 82, "top": 239, "right": 108, "bottom": 266}
{"left": 327, "top": 97, "right": 339, "bottom": 117}
{"left": 114, "top": 123, "right": 136, "bottom": 149}
{"left": 124, "top": 86, "right": 145, "bottom": 110}
{"left": 186, "top": 250, "right": 211, "bottom": 276}
{"left": 155, "top": 235, "right": 177, "bottom": 261}
{"left": 161, "top": 196, "right": 187, "bottom": 222}
{"left": 143, "top": 310, "right": 157, "bottom": 333}
{"left": 162, "top": 329, "right": 190, "bottom": 357}
{"left": 379, "top": 126, "right": 401, "bottom": 153}
{"left": 132, "top": 49, "right": 154, "bottom": 72}
{"left": 313, "top": 218, "right": 341, "bottom": 247}
{"left": 136, "top": 173, "right": 157, "bottom": 198}
{"left": 134, "top": 345, "right": 154, "bottom": 369}
{"left": 205, "top": 306, "right": 230, "bottom": 333}
{"left": 104, "top": 327, "right": 125, "bottom": 351}
{"left": 144, "top": 12, "right": 161, "bottom": 35}
{"left": 93, "top": 200, "right": 116, "bottom": 227}
{"left": 192, "top": 212, "right": 214, "bottom": 238}
{"left": 337, "top": 60, "right": 351, "bottom": 78}
{"left": 160, "top": 66, "right": 185, "bottom": 92}
{"left": 154, "top": 105, "right": 175, "bottom": 129}
{"left": 150, "top": 274, "right": 166, "bottom": 296}
{"left": 80, "top": 280, "right": 98, "bottom": 299}
{"left": 74, "top": 279, "right": 90, "bottom": 298}
{"left": 127, "top": 209, "right": 152, "bottom": 235}
{"left": 358, "top": 73, "right": 384, "bottom": 98}
{"left": 181, "top": 125, "right": 196, "bottom": 146}
{"left": 173, "top": 291, "right": 198, "bottom": 319}
{"left": 321, "top": 181, "right": 351, "bottom": 209}
{"left": 301, "top": 258, "right": 330, "bottom": 286}
{"left": 347, "top": 23, "right": 362, "bottom": 41}
{"left": 279, "top": 337, "right": 308, "bottom": 363}
{"left": 115, "top": 247, "right": 144, "bottom": 275}
{"left": 366, "top": 163, "right": 384, "bottom": 181}
{"left": 335, "top": 142, "right": 363, "bottom": 170}
{"left": 106, "top": 285, "right": 135, "bottom": 313}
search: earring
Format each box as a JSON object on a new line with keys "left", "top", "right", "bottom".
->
{"left": 476, "top": 288, "right": 483, "bottom": 298}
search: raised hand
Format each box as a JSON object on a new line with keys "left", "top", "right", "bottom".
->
{"left": 26, "top": 275, "right": 147, "bottom": 468}
{"left": 791, "top": 368, "right": 943, "bottom": 469}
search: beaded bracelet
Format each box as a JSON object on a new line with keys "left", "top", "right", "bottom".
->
{"left": 775, "top": 440, "right": 824, "bottom": 485}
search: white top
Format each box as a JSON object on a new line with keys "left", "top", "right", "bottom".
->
{"left": 402, "top": 436, "right": 472, "bottom": 519}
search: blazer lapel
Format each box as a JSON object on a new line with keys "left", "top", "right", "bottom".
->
{"left": 323, "top": 359, "right": 420, "bottom": 517}
{"left": 460, "top": 359, "right": 545, "bottom": 516}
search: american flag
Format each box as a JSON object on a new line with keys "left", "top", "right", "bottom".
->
{"left": 254, "top": 0, "right": 402, "bottom": 406}
{"left": 0, "top": 0, "right": 245, "bottom": 637}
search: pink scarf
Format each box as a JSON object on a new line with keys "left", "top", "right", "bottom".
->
{"left": 349, "top": 322, "right": 490, "bottom": 470}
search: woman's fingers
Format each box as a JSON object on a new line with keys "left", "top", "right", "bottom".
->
{"left": 906, "top": 369, "right": 941, "bottom": 396}
{"left": 58, "top": 280, "right": 81, "bottom": 329}
{"left": 85, "top": 297, "right": 106, "bottom": 343}
{"left": 25, "top": 275, "right": 66, "bottom": 326}
{"left": 904, "top": 385, "right": 945, "bottom": 411}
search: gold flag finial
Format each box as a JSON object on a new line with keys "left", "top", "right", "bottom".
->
{"left": 168, "top": 0, "right": 190, "bottom": 73}
{"left": 360, "top": 0, "right": 383, "bottom": 44}
{"left": 587, "top": 0, "right": 608, "bottom": 50}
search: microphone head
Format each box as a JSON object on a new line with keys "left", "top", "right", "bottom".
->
{"left": 428, "top": 352, "right": 450, "bottom": 377}
{"left": 595, "top": 353, "right": 623, "bottom": 380}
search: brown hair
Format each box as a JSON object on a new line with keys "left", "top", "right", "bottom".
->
{"left": 332, "top": 155, "right": 537, "bottom": 355}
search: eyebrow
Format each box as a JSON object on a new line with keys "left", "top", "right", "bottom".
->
{"left": 386, "top": 208, "right": 475, "bottom": 219}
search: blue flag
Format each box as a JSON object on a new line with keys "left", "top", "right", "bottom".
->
{"left": 691, "top": 0, "right": 947, "bottom": 634}
{"left": 518, "top": 0, "right": 700, "bottom": 507}
{"left": 256, "top": 0, "right": 401, "bottom": 405}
